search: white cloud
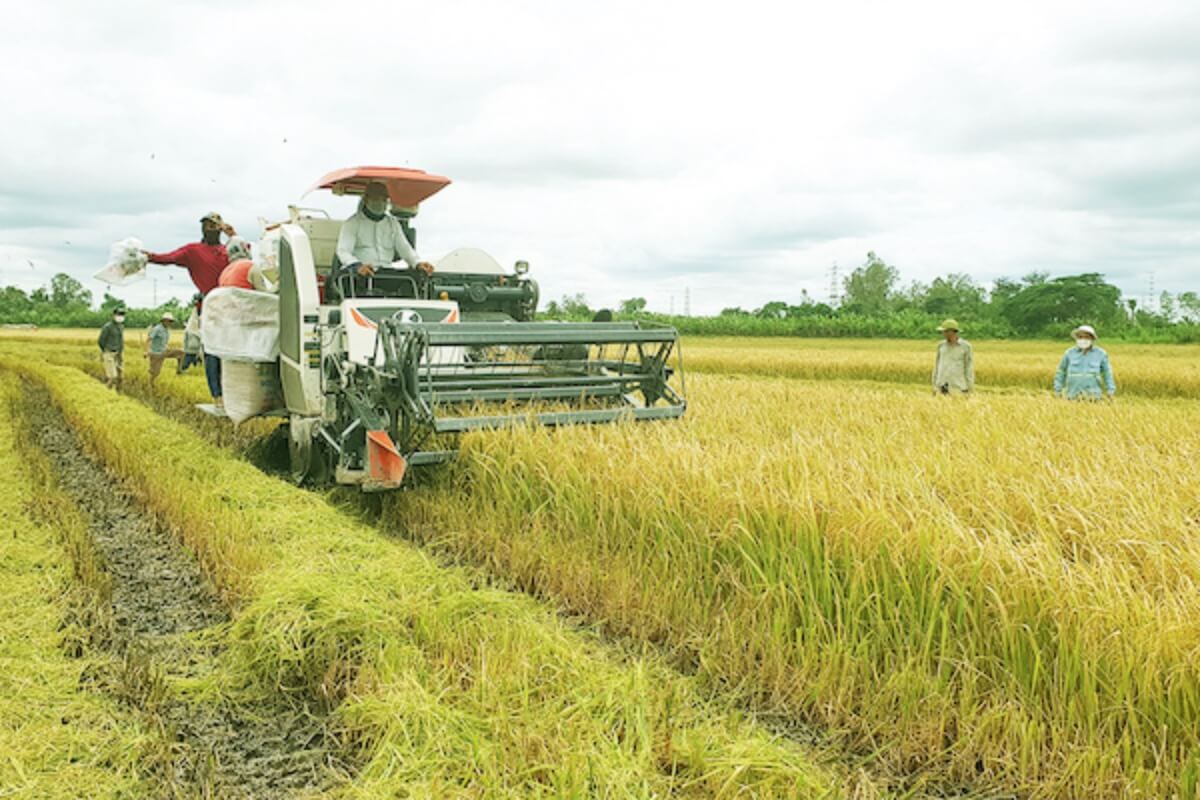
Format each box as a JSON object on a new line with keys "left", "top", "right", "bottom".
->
{"left": 1, "top": 0, "right": 1197, "bottom": 314}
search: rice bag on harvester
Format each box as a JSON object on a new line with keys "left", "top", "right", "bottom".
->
{"left": 94, "top": 237, "right": 148, "bottom": 285}
{"left": 200, "top": 287, "right": 280, "bottom": 361}
{"left": 202, "top": 286, "right": 284, "bottom": 424}
{"left": 221, "top": 360, "right": 284, "bottom": 425}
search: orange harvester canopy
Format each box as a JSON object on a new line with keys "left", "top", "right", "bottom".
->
{"left": 306, "top": 166, "right": 452, "bottom": 208}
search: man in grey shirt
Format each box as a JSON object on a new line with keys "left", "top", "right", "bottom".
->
{"left": 145, "top": 312, "right": 184, "bottom": 388}
{"left": 932, "top": 318, "right": 974, "bottom": 395}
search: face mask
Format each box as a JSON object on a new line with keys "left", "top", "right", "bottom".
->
{"left": 365, "top": 198, "right": 388, "bottom": 216}
{"left": 1076, "top": 338, "right": 1093, "bottom": 350}
{"left": 114, "top": 315, "right": 125, "bottom": 324}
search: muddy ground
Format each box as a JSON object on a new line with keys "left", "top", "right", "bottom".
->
{"left": 18, "top": 381, "right": 341, "bottom": 799}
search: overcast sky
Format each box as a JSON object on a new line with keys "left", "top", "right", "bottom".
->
{"left": 2, "top": 0, "right": 1197, "bottom": 315}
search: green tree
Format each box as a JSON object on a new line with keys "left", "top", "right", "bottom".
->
{"left": 841, "top": 251, "right": 899, "bottom": 315}
{"left": 0, "top": 286, "right": 33, "bottom": 317}
{"left": 1001, "top": 273, "right": 1123, "bottom": 335}
{"left": 560, "top": 293, "right": 592, "bottom": 319}
{"left": 1177, "top": 291, "right": 1200, "bottom": 322}
{"left": 49, "top": 273, "right": 91, "bottom": 309}
{"left": 1158, "top": 292, "right": 1177, "bottom": 322}
{"left": 784, "top": 291, "right": 834, "bottom": 318}
{"left": 619, "top": 297, "right": 647, "bottom": 315}
{"left": 755, "top": 301, "right": 788, "bottom": 319}
{"left": 100, "top": 292, "right": 125, "bottom": 313}
{"left": 921, "top": 273, "right": 986, "bottom": 317}
{"left": 787, "top": 301, "right": 834, "bottom": 317}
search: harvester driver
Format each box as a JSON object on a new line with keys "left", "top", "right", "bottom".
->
{"left": 331, "top": 181, "right": 434, "bottom": 300}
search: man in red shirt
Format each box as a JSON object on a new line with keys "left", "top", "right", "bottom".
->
{"left": 143, "top": 212, "right": 238, "bottom": 410}
{"left": 144, "top": 212, "right": 236, "bottom": 295}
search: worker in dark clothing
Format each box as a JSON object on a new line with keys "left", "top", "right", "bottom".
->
{"left": 98, "top": 307, "right": 126, "bottom": 390}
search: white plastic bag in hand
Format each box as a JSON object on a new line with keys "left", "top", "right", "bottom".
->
{"left": 94, "top": 237, "right": 148, "bottom": 285}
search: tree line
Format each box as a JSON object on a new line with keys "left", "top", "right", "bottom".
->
{"left": 3, "top": 255, "right": 1199, "bottom": 342}
{"left": 0, "top": 273, "right": 191, "bottom": 328}
{"left": 548, "top": 252, "right": 1200, "bottom": 341}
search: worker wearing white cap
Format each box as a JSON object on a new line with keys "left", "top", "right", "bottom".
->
{"left": 1054, "top": 325, "right": 1116, "bottom": 400}
{"left": 145, "top": 311, "right": 185, "bottom": 388}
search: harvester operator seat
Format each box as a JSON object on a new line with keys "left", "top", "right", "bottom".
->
{"left": 327, "top": 255, "right": 430, "bottom": 303}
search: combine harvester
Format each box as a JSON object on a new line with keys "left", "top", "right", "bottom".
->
{"left": 241, "top": 166, "right": 685, "bottom": 490}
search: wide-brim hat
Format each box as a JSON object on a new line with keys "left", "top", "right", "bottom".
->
{"left": 1071, "top": 324, "right": 1097, "bottom": 339}
{"left": 199, "top": 211, "right": 225, "bottom": 225}
{"left": 161, "top": 312, "right": 176, "bottom": 322}
{"left": 937, "top": 318, "right": 960, "bottom": 332}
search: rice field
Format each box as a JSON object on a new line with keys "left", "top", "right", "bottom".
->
{"left": 1, "top": 327, "right": 1197, "bottom": 798}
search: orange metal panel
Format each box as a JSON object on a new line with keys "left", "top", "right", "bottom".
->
{"left": 306, "top": 166, "right": 452, "bottom": 207}
{"left": 366, "top": 429, "right": 407, "bottom": 487}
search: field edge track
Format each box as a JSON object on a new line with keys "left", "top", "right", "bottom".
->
{"left": 0, "top": 379, "right": 150, "bottom": 797}
{"left": 10, "top": 377, "right": 342, "bottom": 798}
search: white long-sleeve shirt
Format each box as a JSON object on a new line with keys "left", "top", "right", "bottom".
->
{"left": 335, "top": 209, "right": 420, "bottom": 270}
{"left": 932, "top": 339, "right": 975, "bottom": 392}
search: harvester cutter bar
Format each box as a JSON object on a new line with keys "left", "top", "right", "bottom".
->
{"left": 431, "top": 384, "right": 628, "bottom": 404}
{"left": 428, "top": 372, "right": 656, "bottom": 391}
{"left": 419, "top": 321, "right": 679, "bottom": 346}
{"left": 432, "top": 404, "right": 683, "bottom": 433}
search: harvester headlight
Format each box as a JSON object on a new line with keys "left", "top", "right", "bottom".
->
{"left": 514, "top": 260, "right": 529, "bottom": 275}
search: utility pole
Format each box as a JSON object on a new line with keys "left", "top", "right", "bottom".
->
{"left": 684, "top": 287, "right": 691, "bottom": 317}
{"left": 669, "top": 295, "right": 675, "bottom": 315}
{"left": 828, "top": 261, "right": 840, "bottom": 307}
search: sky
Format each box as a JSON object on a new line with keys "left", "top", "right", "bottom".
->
{"left": 1, "top": 0, "right": 1197, "bottom": 315}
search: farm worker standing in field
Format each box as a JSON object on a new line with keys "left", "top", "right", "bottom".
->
{"left": 145, "top": 312, "right": 185, "bottom": 388}
{"left": 1054, "top": 325, "right": 1116, "bottom": 400}
{"left": 931, "top": 319, "right": 974, "bottom": 395}
{"left": 180, "top": 294, "right": 203, "bottom": 373}
{"left": 330, "top": 181, "right": 434, "bottom": 300}
{"left": 142, "top": 212, "right": 236, "bottom": 409}
{"left": 97, "top": 307, "right": 126, "bottom": 391}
